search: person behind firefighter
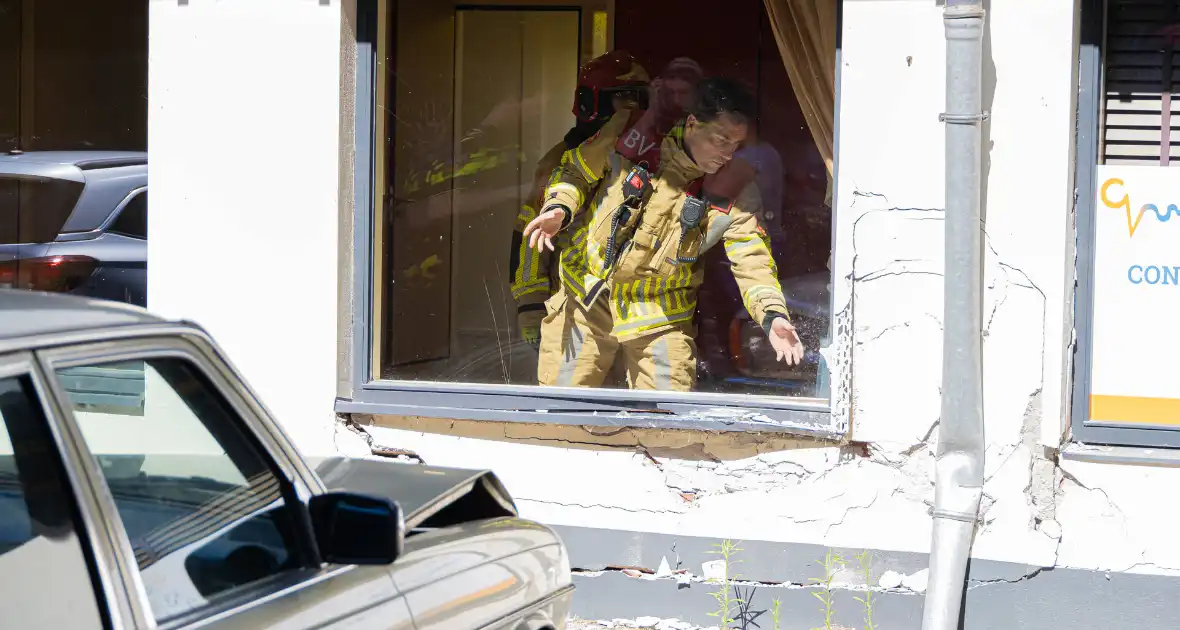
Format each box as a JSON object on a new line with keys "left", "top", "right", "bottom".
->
{"left": 521, "top": 77, "right": 805, "bottom": 391}
{"left": 509, "top": 51, "right": 651, "bottom": 349}
{"left": 633, "top": 57, "right": 702, "bottom": 138}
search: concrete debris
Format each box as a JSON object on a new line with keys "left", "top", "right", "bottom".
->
{"left": 567, "top": 620, "right": 709, "bottom": 630}
{"left": 901, "top": 567, "right": 929, "bottom": 593}
{"left": 700, "top": 558, "right": 726, "bottom": 581}
{"left": 879, "top": 569, "right": 905, "bottom": 589}
{"left": 877, "top": 567, "right": 927, "bottom": 592}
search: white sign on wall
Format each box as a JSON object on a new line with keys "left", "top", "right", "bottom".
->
{"left": 1090, "top": 165, "right": 1180, "bottom": 427}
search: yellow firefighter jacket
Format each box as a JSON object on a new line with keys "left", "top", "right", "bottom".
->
{"left": 510, "top": 140, "right": 569, "bottom": 309}
{"left": 542, "top": 110, "right": 791, "bottom": 341}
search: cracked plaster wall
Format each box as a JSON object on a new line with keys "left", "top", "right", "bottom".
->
{"left": 339, "top": 0, "right": 1180, "bottom": 586}
{"left": 341, "top": 0, "right": 1113, "bottom": 579}
{"left": 352, "top": 0, "right": 1094, "bottom": 577}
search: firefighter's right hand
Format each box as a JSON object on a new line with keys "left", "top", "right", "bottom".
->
{"left": 522, "top": 205, "right": 567, "bottom": 252}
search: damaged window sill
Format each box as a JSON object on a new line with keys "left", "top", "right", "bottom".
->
{"left": 1061, "top": 442, "right": 1180, "bottom": 467}
{"left": 335, "top": 388, "right": 844, "bottom": 440}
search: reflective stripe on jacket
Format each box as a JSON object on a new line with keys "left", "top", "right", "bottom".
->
{"left": 510, "top": 140, "right": 569, "bottom": 307}
{"left": 543, "top": 109, "right": 790, "bottom": 341}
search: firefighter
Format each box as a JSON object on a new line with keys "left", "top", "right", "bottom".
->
{"left": 509, "top": 51, "right": 651, "bottom": 349}
{"left": 522, "top": 77, "right": 805, "bottom": 391}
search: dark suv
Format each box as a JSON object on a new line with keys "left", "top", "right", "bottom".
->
{"left": 0, "top": 150, "right": 147, "bottom": 306}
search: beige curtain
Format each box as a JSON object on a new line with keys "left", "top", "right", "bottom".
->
{"left": 762, "top": 0, "right": 837, "bottom": 203}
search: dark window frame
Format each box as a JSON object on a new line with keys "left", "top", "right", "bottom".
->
{"left": 340, "top": 0, "right": 847, "bottom": 439}
{"left": 1070, "top": 0, "right": 1180, "bottom": 448}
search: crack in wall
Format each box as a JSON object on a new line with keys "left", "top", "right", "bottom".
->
{"left": 337, "top": 415, "right": 428, "bottom": 463}
{"left": 823, "top": 488, "right": 881, "bottom": 539}
{"left": 900, "top": 419, "right": 940, "bottom": 457}
{"left": 967, "top": 566, "right": 1054, "bottom": 590}
{"left": 1019, "top": 390, "right": 1060, "bottom": 538}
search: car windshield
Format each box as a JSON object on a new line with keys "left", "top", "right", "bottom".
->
{"left": 0, "top": 176, "right": 84, "bottom": 245}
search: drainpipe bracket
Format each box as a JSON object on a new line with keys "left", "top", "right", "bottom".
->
{"left": 943, "top": 4, "right": 986, "bottom": 19}
{"left": 928, "top": 507, "right": 982, "bottom": 523}
{"left": 939, "top": 112, "right": 990, "bottom": 125}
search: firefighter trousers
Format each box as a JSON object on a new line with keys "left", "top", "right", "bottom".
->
{"left": 537, "top": 286, "right": 697, "bottom": 391}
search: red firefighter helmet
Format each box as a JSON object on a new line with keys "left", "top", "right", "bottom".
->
{"left": 573, "top": 50, "right": 651, "bottom": 123}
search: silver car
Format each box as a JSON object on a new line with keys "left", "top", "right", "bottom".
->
{"left": 0, "top": 151, "right": 148, "bottom": 306}
{"left": 0, "top": 289, "right": 573, "bottom": 629}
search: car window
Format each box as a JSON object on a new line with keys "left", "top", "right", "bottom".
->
{"left": 0, "top": 176, "right": 85, "bottom": 244}
{"left": 108, "top": 190, "right": 146, "bottom": 239}
{"left": 0, "top": 375, "right": 105, "bottom": 629}
{"left": 57, "top": 357, "right": 307, "bottom": 623}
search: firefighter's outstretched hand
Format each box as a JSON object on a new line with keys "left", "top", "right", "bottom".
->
{"left": 768, "top": 317, "right": 806, "bottom": 366}
{"left": 523, "top": 206, "right": 566, "bottom": 252}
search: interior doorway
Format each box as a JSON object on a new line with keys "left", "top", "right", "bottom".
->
{"left": 448, "top": 8, "right": 580, "bottom": 382}
{"left": 384, "top": 4, "right": 582, "bottom": 383}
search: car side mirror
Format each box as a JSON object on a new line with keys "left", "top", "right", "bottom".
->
{"left": 308, "top": 492, "right": 405, "bottom": 565}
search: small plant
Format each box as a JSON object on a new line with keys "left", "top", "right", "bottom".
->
{"left": 771, "top": 598, "right": 783, "bottom": 630}
{"left": 706, "top": 539, "right": 745, "bottom": 629}
{"left": 810, "top": 548, "right": 846, "bottom": 630}
{"left": 852, "top": 550, "right": 878, "bottom": 630}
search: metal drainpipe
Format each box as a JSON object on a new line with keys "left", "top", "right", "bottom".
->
{"left": 922, "top": 1, "right": 987, "bottom": 629}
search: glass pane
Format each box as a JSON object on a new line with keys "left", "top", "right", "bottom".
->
{"left": 1099, "top": 2, "right": 1180, "bottom": 167}
{"left": 0, "top": 176, "right": 84, "bottom": 244}
{"left": 0, "top": 376, "right": 104, "bottom": 629}
{"left": 58, "top": 358, "right": 302, "bottom": 623}
{"left": 110, "top": 190, "right": 147, "bottom": 239}
{"left": 377, "top": 0, "right": 835, "bottom": 399}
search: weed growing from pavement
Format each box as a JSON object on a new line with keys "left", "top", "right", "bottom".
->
{"left": 810, "top": 548, "right": 846, "bottom": 629}
{"left": 852, "top": 550, "right": 878, "bottom": 630}
{"left": 705, "top": 540, "right": 881, "bottom": 630}
{"left": 706, "top": 539, "right": 744, "bottom": 628}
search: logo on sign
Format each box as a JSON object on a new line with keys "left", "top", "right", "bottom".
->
{"left": 1100, "top": 177, "right": 1180, "bottom": 238}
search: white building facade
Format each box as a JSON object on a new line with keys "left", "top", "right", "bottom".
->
{"left": 146, "top": 0, "right": 1180, "bottom": 626}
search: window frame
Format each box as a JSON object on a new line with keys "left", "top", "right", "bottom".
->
{"left": 341, "top": 0, "right": 849, "bottom": 439}
{"left": 34, "top": 336, "right": 328, "bottom": 628}
{"left": 0, "top": 351, "right": 121, "bottom": 629}
{"left": 1070, "top": 0, "right": 1180, "bottom": 448}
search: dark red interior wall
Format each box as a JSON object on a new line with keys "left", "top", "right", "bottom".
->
{"left": 615, "top": 0, "right": 831, "bottom": 380}
{"left": 613, "top": 0, "right": 761, "bottom": 92}
{"left": 614, "top": 0, "right": 828, "bottom": 276}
